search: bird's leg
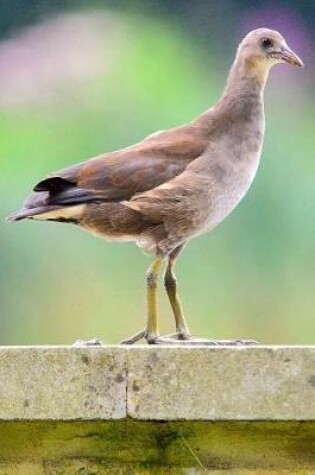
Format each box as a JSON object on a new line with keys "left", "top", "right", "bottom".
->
{"left": 145, "top": 257, "right": 163, "bottom": 343}
{"left": 163, "top": 245, "right": 190, "bottom": 340}
{"left": 120, "top": 257, "right": 163, "bottom": 345}
{"left": 120, "top": 252, "right": 257, "bottom": 346}
{"left": 154, "top": 246, "right": 257, "bottom": 346}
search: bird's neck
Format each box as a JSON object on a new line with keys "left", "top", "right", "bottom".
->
{"left": 222, "top": 52, "right": 270, "bottom": 102}
{"left": 196, "top": 53, "right": 270, "bottom": 130}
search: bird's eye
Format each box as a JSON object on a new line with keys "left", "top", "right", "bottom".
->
{"left": 261, "top": 37, "right": 273, "bottom": 49}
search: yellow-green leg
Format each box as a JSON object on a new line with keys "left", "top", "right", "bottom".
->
{"left": 145, "top": 257, "right": 163, "bottom": 342}
{"left": 164, "top": 245, "right": 190, "bottom": 339}
{"left": 120, "top": 248, "right": 258, "bottom": 346}
{"left": 120, "top": 257, "right": 162, "bottom": 344}
{"left": 160, "top": 245, "right": 257, "bottom": 345}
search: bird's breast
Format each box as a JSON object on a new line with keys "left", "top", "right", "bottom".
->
{"left": 195, "top": 117, "right": 265, "bottom": 235}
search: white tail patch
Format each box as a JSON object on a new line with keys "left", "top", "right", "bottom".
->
{"left": 32, "top": 204, "right": 86, "bottom": 221}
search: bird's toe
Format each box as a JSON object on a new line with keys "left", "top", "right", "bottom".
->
{"left": 120, "top": 329, "right": 146, "bottom": 345}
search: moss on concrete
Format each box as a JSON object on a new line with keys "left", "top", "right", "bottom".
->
{"left": 0, "top": 421, "right": 314, "bottom": 473}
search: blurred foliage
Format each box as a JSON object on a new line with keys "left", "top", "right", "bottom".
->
{"left": 0, "top": 2, "right": 314, "bottom": 344}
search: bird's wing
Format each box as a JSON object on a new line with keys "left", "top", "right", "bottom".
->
{"left": 32, "top": 124, "right": 207, "bottom": 207}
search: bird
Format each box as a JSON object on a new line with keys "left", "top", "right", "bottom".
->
{"left": 7, "top": 28, "right": 303, "bottom": 345}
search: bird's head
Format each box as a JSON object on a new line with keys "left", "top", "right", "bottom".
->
{"left": 239, "top": 28, "right": 303, "bottom": 72}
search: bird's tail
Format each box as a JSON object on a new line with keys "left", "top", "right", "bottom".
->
{"left": 6, "top": 176, "right": 104, "bottom": 223}
{"left": 6, "top": 205, "right": 59, "bottom": 222}
{"left": 6, "top": 189, "right": 84, "bottom": 223}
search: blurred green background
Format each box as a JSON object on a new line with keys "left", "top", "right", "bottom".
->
{"left": 1, "top": 1, "right": 314, "bottom": 344}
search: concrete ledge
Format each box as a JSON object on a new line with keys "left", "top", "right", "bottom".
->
{"left": 0, "top": 346, "right": 314, "bottom": 473}
{"left": 0, "top": 346, "right": 126, "bottom": 420}
{"left": 0, "top": 346, "right": 314, "bottom": 421}
{"left": 127, "top": 346, "right": 315, "bottom": 420}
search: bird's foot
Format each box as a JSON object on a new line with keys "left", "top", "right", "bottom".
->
{"left": 73, "top": 337, "right": 105, "bottom": 347}
{"left": 120, "top": 330, "right": 257, "bottom": 346}
{"left": 164, "top": 329, "right": 190, "bottom": 340}
{"left": 120, "top": 329, "right": 168, "bottom": 345}
{"left": 146, "top": 335, "right": 258, "bottom": 345}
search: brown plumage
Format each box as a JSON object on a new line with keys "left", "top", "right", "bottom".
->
{"left": 7, "top": 28, "right": 303, "bottom": 345}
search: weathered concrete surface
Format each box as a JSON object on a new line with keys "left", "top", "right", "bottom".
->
{"left": 0, "top": 346, "right": 314, "bottom": 421}
{"left": 0, "top": 346, "right": 126, "bottom": 419}
{"left": 127, "top": 346, "right": 315, "bottom": 420}
{"left": 0, "top": 346, "right": 314, "bottom": 473}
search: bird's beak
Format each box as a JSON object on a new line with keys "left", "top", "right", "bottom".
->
{"left": 280, "top": 46, "right": 304, "bottom": 67}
